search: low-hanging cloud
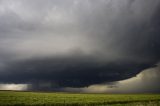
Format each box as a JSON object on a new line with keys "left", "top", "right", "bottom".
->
{"left": 0, "top": 0, "right": 160, "bottom": 92}
{"left": 63, "top": 63, "right": 160, "bottom": 93}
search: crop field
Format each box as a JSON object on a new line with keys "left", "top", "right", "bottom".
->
{"left": 0, "top": 91, "right": 160, "bottom": 106}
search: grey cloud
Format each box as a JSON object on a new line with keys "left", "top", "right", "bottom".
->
{"left": 0, "top": 55, "right": 154, "bottom": 88}
{"left": 63, "top": 63, "right": 160, "bottom": 93}
{"left": 0, "top": 0, "right": 160, "bottom": 92}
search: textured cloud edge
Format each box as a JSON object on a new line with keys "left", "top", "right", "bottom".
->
{"left": 62, "top": 63, "right": 160, "bottom": 93}
{"left": 0, "top": 0, "right": 160, "bottom": 92}
{"left": 0, "top": 63, "right": 159, "bottom": 93}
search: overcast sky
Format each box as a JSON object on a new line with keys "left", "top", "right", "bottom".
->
{"left": 0, "top": 0, "right": 160, "bottom": 93}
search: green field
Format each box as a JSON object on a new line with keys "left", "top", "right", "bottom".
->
{"left": 0, "top": 91, "right": 160, "bottom": 106}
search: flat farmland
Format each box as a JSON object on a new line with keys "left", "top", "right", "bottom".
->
{"left": 0, "top": 91, "right": 160, "bottom": 106}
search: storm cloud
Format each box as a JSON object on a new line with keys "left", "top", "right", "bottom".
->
{"left": 63, "top": 63, "right": 160, "bottom": 93}
{"left": 0, "top": 0, "right": 160, "bottom": 91}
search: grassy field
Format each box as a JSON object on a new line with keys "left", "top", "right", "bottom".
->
{"left": 0, "top": 91, "right": 160, "bottom": 106}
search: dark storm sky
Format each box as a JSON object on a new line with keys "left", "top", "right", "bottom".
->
{"left": 0, "top": 0, "right": 160, "bottom": 92}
